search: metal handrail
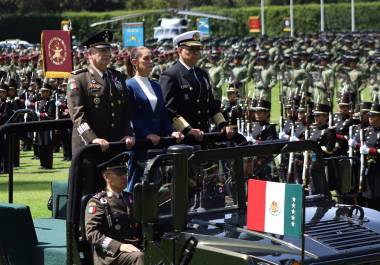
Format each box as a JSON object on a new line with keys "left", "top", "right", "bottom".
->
{"left": 0, "top": 119, "right": 73, "bottom": 203}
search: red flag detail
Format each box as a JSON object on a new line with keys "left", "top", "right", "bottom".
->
{"left": 247, "top": 179, "right": 267, "bottom": 232}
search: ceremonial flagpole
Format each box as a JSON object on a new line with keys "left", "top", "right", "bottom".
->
{"left": 320, "top": 0, "right": 325, "bottom": 32}
{"left": 261, "top": 0, "right": 265, "bottom": 35}
{"left": 290, "top": 0, "right": 294, "bottom": 37}
{"left": 351, "top": 0, "right": 355, "bottom": 32}
{"left": 301, "top": 185, "right": 306, "bottom": 264}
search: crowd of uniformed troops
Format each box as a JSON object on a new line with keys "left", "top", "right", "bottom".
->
{"left": 1, "top": 31, "right": 380, "bottom": 211}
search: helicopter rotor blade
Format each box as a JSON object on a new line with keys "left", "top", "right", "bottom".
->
{"left": 90, "top": 10, "right": 170, "bottom": 27}
{"left": 177, "top": 10, "right": 236, "bottom": 22}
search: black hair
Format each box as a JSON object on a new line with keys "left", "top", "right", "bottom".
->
{"left": 126, "top": 46, "right": 147, "bottom": 78}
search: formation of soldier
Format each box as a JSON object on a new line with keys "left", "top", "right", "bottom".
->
{"left": 0, "top": 73, "right": 71, "bottom": 172}
{"left": 1, "top": 31, "right": 380, "bottom": 210}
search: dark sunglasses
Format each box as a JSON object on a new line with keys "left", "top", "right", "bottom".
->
{"left": 182, "top": 46, "right": 202, "bottom": 52}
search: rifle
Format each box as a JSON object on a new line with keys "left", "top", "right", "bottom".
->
{"left": 236, "top": 117, "right": 241, "bottom": 135}
{"left": 348, "top": 126, "right": 353, "bottom": 168}
{"left": 24, "top": 91, "right": 28, "bottom": 123}
{"left": 55, "top": 93, "right": 59, "bottom": 120}
{"left": 359, "top": 129, "right": 365, "bottom": 192}
{"left": 302, "top": 129, "right": 309, "bottom": 186}
{"left": 278, "top": 72, "right": 284, "bottom": 120}
{"left": 287, "top": 124, "right": 295, "bottom": 183}
{"left": 34, "top": 97, "right": 38, "bottom": 120}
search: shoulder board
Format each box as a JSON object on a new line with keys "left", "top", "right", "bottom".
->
{"left": 270, "top": 123, "right": 277, "bottom": 126}
{"left": 328, "top": 126, "right": 336, "bottom": 129}
{"left": 92, "top": 191, "right": 107, "bottom": 200}
{"left": 71, "top": 68, "right": 88, "bottom": 75}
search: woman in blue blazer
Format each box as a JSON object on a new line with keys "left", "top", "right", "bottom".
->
{"left": 126, "top": 47, "right": 183, "bottom": 191}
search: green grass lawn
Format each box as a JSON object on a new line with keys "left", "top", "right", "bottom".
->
{"left": 0, "top": 150, "right": 70, "bottom": 218}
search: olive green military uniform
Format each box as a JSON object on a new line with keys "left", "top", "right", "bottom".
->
{"left": 252, "top": 65, "right": 277, "bottom": 102}
{"left": 150, "top": 63, "right": 166, "bottom": 81}
{"left": 85, "top": 191, "right": 144, "bottom": 265}
{"left": 67, "top": 65, "right": 134, "bottom": 193}
{"left": 231, "top": 65, "right": 249, "bottom": 98}
{"left": 336, "top": 66, "right": 366, "bottom": 110}
{"left": 310, "top": 65, "right": 334, "bottom": 105}
{"left": 367, "top": 62, "right": 380, "bottom": 101}
{"left": 291, "top": 67, "right": 309, "bottom": 100}
{"left": 67, "top": 65, "right": 133, "bottom": 156}
{"left": 208, "top": 63, "right": 225, "bottom": 103}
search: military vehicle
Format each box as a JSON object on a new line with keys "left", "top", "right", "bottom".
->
{"left": 2, "top": 120, "right": 380, "bottom": 265}
{"left": 132, "top": 140, "right": 380, "bottom": 265}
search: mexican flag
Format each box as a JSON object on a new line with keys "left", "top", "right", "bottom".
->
{"left": 247, "top": 179, "right": 303, "bottom": 237}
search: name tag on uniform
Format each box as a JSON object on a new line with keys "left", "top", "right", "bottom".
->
{"left": 181, "top": 84, "right": 190, "bottom": 90}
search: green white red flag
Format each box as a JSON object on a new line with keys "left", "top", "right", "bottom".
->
{"left": 247, "top": 179, "right": 303, "bottom": 237}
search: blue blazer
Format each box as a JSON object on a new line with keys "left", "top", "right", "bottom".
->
{"left": 126, "top": 77, "right": 174, "bottom": 140}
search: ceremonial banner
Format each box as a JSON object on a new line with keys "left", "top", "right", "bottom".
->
{"left": 123, "top": 22, "right": 144, "bottom": 48}
{"left": 247, "top": 179, "right": 303, "bottom": 237}
{"left": 249, "top": 16, "right": 261, "bottom": 33}
{"left": 283, "top": 17, "right": 291, "bottom": 32}
{"left": 41, "top": 30, "right": 73, "bottom": 78}
{"left": 197, "top": 18, "right": 210, "bottom": 38}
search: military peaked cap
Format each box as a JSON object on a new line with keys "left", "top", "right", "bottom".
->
{"left": 83, "top": 30, "right": 113, "bottom": 48}
{"left": 369, "top": 103, "right": 380, "bottom": 116}
{"left": 173, "top": 30, "right": 202, "bottom": 47}
{"left": 255, "top": 99, "right": 271, "bottom": 111}
{"left": 313, "top": 103, "right": 330, "bottom": 115}
{"left": 97, "top": 152, "right": 129, "bottom": 174}
{"left": 360, "top": 102, "right": 372, "bottom": 112}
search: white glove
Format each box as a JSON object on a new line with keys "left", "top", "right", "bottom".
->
{"left": 55, "top": 101, "right": 61, "bottom": 107}
{"left": 246, "top": 135, "right": 254, "bottom": 143}
{"left": 25, "top": 100, "right": 31, "bottom": 107}
{"left": 290, "top": 136, "right": 299, "bottom": 142}
{"left": 35, "top": 111, "right": 40, "bottom": 118}
{"left": 348, "top": 138, "right": 357, "bottom": 148}
{"left": 279, "top": 131, "right": 290, "bottom": 140}
{"left": 360, "top": 145, "right": 369, "bottom": 155}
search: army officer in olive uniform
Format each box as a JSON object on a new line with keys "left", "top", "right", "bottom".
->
{"left": 67, "top": 30, "right": 135, "bottom": 193}
{"left": 85, "top": 154, "right": 144, "bottom": 265}
{"left": 159, "top": 31, "right": 233, "bottom": 141}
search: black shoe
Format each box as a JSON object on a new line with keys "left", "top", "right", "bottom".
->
{"left": 47, "top": 195, "right": 53, "bottom": 211}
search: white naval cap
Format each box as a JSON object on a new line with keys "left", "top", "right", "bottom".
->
{"left": 173, "top": 30, "right": 203, "bottom": 47}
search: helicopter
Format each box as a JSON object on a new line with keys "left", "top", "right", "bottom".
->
{"left": 90, "top": 7, "right": 235, "bottom": 41}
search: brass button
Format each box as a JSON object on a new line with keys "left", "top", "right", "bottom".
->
{"left": 198, "top": 110, "right": 201, "bottom": 114}
{"left": 112, "top": 113, "right": 115, "bottom": 117}
{"left": 197, "top": 121, "right": 201, "bottom": 125}
{"left": 197, "top": 99, "right": 200, "bottom": 103}
{"left": 111, "top": 103, "right": 114, "bottom": 107}
{"left": 111, "top": 123, "right": 115, "bottom": 127}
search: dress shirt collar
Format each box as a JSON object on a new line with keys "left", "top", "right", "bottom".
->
{"left": 91, "top": 64, "right": 106, "bottom": 78}
{"left": 179, "top": 58, "right": 193, "bottom": 71}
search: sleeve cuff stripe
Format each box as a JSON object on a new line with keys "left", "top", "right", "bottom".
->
{"left": 101, "top": 237, "right": 112, "bottom": 250}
